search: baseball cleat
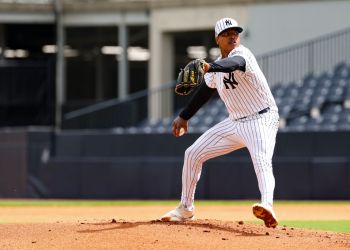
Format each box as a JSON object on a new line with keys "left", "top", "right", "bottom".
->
{"left": 160, "top": 204, "right": 195, "bottom": 222}
{"left": 252, "top": 203, "right": 278, "bottom": 228}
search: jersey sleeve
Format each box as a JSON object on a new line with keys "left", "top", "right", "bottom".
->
{"left": 204, "top": 72, "right": 217, "bottom": 88}
{"left": 229, "top": 46, "right": 253, "bottom": 73}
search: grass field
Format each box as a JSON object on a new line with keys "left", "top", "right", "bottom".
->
{"left": 0, "top": 199, "right": 349, "bottom": 206}
{"left": 0, "top": 199, "right": 349, "bottom": 233}
{"left": 277, "top": 220, "right": 350, "bottom": 233}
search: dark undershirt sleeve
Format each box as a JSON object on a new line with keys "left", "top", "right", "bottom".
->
{"left": 178, "top": 55, "right": 246, "bottom": 121}
{"left": 179, "top": 81, "right": 216, "bottom": 120}
{"left": 208, "top": 55, "right": 246, "bottom": 73}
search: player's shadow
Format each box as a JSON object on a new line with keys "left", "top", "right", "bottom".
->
{"left": 77, "top": 220, "right": 266, "bottom": 237}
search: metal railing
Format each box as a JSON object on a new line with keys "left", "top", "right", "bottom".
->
{"left": 62, "top": 27, "right": 350, "bottom": 129}
{"left": 62, "top": 81, "right": 176, "bottom": 129}
{"left": 257, "top": 27, "right": 350, "bottom": 86}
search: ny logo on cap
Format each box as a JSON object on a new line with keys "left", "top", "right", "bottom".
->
{"left": 225, "top": 19, "right": 232, "bottom": 26}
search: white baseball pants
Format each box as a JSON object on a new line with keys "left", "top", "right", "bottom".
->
{"left": 181, "top": 110, "right": 279, "bottom": 209}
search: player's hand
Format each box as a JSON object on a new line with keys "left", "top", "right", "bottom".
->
{"left": 172, "top": 116, "right": 188, "bottom": 137}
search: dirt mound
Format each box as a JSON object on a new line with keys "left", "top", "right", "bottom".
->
{"left": 1, "top": 219, "right": 349, "bottom": 249}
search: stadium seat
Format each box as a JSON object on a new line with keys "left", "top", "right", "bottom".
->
{"left": 333, "top": 62, "right": 350, "bottom": 78}
{"left": 133, "top": 62, "right": 350, "bottom": 133}
{"left": 323, "top": 104, "right": 343, "bottom": 114}
{"left": 304, "top": 117, "right": 323, "bottom": 131}
{"left": 286, "top": 116, "right": 309, "bottom": 131}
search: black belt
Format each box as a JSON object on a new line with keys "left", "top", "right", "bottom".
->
{"left": 258, "top": 107, "right": 270, "bottom": 115}
{"left": 237, "top": 107, "right": 270, "bottom": 120}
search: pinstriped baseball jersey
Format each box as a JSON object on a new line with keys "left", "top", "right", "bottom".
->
{"left": 204, "top": 45, "right": 278, "bottom": 120}
{"left": 179, "top": 44, "right": 280, "bottom": 212}
{"left": 161, "top": 17, "right": 280, "bottom": 227}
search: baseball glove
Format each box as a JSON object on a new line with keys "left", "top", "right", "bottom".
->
{"left": 175, "top": 59, "right": 206, "bottom": 95}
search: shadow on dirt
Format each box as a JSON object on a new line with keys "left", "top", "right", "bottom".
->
{"left": 77, "top": 219, "right": 266, "bottom": 237}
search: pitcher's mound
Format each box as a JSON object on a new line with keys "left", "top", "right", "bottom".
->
{"left": 2, "top": 219, "right": 349, "bottom": 249}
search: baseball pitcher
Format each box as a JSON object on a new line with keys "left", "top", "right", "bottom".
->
{"left": 161, "top": 17, "right": 279, "bottom": 228}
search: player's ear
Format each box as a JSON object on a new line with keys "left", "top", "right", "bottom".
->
{"left": 215, "top": 36, "right": 219, "bottom": 45}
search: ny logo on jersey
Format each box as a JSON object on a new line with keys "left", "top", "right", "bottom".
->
{"left": 223, "top": 72, "right": 238, "bottom": 89}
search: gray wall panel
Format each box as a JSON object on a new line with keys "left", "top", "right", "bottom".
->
{"left": 274, "top": 160, "right": 312, "bottom": 200}
{"left": 0, "top": 129, "right": 349, "bottom": 199}
{"left": 310, "top": 160, "right": 350, "bottom": 199}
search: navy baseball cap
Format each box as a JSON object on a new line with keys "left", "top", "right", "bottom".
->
{"left": 215, "top": 18, "right": 243, "bottom": 37}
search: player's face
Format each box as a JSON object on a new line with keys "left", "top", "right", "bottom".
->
{"left": 216, "top": 28, "right": 240, "bottom": 57}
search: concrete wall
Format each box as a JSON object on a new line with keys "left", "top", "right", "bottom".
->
{"left": 246, "top": 1, "right": 350, "bottom": 54}
{"left": 149, "top": 0, "right": 350, "bottom": 55}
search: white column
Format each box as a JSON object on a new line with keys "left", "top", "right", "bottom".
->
{"left": 118, "top": 16, "right": 128, "bottom": 99}
{"left": 148, "top": 29, "right": 174, "bottom": 121}
{"left": 54, "top": 0, "right": 65, "bottom": 128}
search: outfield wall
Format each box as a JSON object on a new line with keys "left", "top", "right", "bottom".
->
{"left": 0, "top": 129, "right": 349, "bottom": 199}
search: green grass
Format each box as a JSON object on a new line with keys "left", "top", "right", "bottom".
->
{"left": 0, "top": 199, "right": 349, "bottom": 207}
{"left": 0, "top": 199, "right": 254, "bottom": 207}
{"left": 278, "top": 220, "right": 350, "bottom": 233}
{"left": 0, "top": 199, "right": 262, "bottom": 207}
{"left": 0, "top": 200, "right": 349, "bottom": 232}
{"left": 0, "top": 199, "right": 176, "bottom": 207}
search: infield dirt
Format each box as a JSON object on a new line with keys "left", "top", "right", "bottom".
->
{"left": 0, "top": 204, "right": 349, "bottom": 249}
